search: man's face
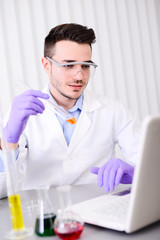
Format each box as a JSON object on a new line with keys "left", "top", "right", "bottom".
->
{"left": 43, "top": 40, "right": 92, "bottom": 105}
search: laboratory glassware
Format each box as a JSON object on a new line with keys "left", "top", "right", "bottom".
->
{"left": 3, "top": 149, "right": 33, "bottom": 239}
{"left": 54, "top": 185, "right": 84, "bottom": 240}
{"left": 35, "top": 185, "right": 56, "bottom": 237}
{"left": 15, "top": 79, "right": 76, "bottom": 124}
{"left": 0, "top": 108, "right": 33, "bottom": 239}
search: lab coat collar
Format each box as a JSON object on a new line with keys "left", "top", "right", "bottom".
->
{"left": 42, "top": 85, "right": 102, "bottom": 113}
{"left": 40, "top": 85, "right": 103, "bottom": 150}
{"left": 83, "top": 89, "right": 102, "bottom": 112}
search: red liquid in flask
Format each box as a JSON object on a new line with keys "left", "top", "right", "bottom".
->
{"left": 54, "top": 222, "right": 84, "bottom": 240}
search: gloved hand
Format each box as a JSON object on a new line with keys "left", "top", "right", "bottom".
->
{"left": 4, "top": 90, "right": 49, "bottom": 143}
{"left": 90, "top": 158, "right": 134, "bottom": 192}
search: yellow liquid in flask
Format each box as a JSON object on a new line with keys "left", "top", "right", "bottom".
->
{"left": 8, "top": 194, "right": 25, "bottom": 231}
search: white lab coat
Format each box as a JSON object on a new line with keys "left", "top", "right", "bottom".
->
{"left": 0, "top": 87, "right": 141, "bottom": 197}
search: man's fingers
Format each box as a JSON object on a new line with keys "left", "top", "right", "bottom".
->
{"left": 98, "top": 164, "right": 106, "bottom": 187}
{"left": 115, "top": 168, "right": 124, "bottom": 186}
{"left": 108, "top": 167, "right": 117, "bottom": 191}
{"left": 90, "top": 167, "right": 99, "bottom": 174}
{"left": 23, "top": 89, "right": 49, "bottom": 99}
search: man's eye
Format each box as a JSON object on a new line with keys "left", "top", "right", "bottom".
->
{"left": 82, "top": 65, "right": 90, "bottom": 69}
{"left": 63, "top": 65, "right": 74, "bottom": 69}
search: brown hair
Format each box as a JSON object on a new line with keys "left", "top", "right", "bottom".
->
{"left": 44, "top": 23, "right": 96, "bottom": 57}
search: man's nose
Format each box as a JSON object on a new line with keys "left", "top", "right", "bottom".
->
{"left": 73, "top": 69, "right": 83, "bottom": 79}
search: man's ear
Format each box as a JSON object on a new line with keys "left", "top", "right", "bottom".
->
{"left": 41, "top": 57, "right": 50, "bottom": 74}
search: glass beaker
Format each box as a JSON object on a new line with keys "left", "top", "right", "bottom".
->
{"left": 54, "top": 185, "right": 84, "bottom": 240}
{"left": 35, "top": 185, "right": 56, "bottom": 237}
{"left": 3, "top": 149, "right": 33, "bottom": 240}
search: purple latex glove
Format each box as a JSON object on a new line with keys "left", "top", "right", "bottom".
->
{"left": 4, "top": 90, "right": 49, "bottom": 143}
{"left": 90, "top": 158, "right": 134, "bottom": 192}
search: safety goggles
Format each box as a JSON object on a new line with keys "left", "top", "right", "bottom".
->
{"left": 46, "top": 56, "right": 98, "bottom": 78}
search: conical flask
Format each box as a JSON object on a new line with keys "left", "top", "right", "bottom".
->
{"left": 54, "top": 185, "right": 84, "bottom": 240}
{"left": 35, "top": 185, "right": 56, "bottom": 237}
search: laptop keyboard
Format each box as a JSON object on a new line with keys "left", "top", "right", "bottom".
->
{"left": 72, "top": 191, "right": 131, "bottom": 231}
{"left": 92, "top": 193, "right": 130, "bottom": 221}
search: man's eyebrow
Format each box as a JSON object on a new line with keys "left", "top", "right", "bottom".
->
{"left": 62, "top": 60, "right": 94, "bottom": 63}
{"left": 85, "top": 60, "right": 94, "bottom": 63}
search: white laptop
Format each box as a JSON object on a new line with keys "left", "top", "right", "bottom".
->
{"left": 72, "top": 116, "right": 160, "bottom": 233}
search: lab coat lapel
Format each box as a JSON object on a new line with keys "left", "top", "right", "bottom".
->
{"left": 40, "top": 109, "right": 67, "bottom": 149}
{"left": 40, "top": 85, "right": 68, "bottom": 148}
{"left": 69, "top": 110, "right": 91, "bottom": 150}
{"left": 69, "top": 89, "right": 101, "bottom": 150}
{"left": 40, "top": 87, "right": 101, "bottom": 150}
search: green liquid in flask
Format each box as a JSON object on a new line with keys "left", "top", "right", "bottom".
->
{"left": 35, "top": 213, "right": 56, "bottom": 237}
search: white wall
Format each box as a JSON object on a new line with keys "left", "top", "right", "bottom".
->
{"left": 0, "top": 0, "right": 160, "bottom": 120}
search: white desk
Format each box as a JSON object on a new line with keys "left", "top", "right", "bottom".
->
{"left": 0, "top": 184, "right": 160, "bottom": 240}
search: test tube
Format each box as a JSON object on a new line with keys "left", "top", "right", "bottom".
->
{"left": 15, "top": 80, "right": 76, "bottom": 124}
{"left": 0, "top": 107, "right": 33, "bottom": 239}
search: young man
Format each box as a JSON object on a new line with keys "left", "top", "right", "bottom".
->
{"left": 0, "top": 23, "right": 140, "bottom": 198}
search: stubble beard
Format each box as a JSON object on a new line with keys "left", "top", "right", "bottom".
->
{"left": 50, "top": 79, "right": 84, "bottom": 101}
{"left": 50, "top": 78, "right": 88, "bottom": 101}
{"left": 50, "top": 67, "right": 88, "bottom": 100}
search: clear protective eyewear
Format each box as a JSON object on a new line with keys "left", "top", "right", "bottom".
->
{"left": 46, "top": 56, "right": 98, "bottom": 78}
